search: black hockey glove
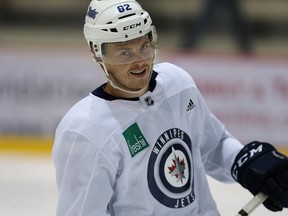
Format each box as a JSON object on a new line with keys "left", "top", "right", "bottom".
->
{"left": 231, "top": 141, "right": 288, "bottom": 212}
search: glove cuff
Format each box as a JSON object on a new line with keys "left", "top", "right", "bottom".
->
{"left": 231, "top": 141, "right": 276, "bottom": 184}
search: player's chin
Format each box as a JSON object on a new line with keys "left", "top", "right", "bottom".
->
{"left": 133, "top": 76, "right": 151, "bottom": 90}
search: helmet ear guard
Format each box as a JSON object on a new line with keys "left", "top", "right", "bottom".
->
{"left": 88, "top": 41, "right": 103, "bottom": 62}
{"left": 83, "top": 0, "right": 157, "bottom": 60}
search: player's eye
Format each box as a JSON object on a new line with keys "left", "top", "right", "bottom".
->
{"left": 118, "top": 50, "right": 134, "bottom": 60}
{"left": 121, "top": 51, "right": 133, "bottom": 57}
{"left": 140, "top": 43, "right": 150, "bottom": 52}
{"left": 141, "top": 44, "right": 148, "bottom": 50}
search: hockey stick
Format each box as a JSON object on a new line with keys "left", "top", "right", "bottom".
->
{"left": 235, "top": 192, "right": 268, "bottom": 216}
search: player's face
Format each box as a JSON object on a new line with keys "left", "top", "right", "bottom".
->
{"left": 102, "top": 35, "right": 155, "bottom": 97}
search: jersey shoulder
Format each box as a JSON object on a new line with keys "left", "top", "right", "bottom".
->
{"left": 153, "top": 62, "right": 197, "bottom": 95}
{"left": 55, "top": 96, "right": 93, "bottom": 135}
{"left": 154, "top": 62, "right": 196, "bottom": 85}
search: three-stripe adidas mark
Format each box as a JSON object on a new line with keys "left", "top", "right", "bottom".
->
{"left": 186, "top": 99, "right": 195, "bottom": 112}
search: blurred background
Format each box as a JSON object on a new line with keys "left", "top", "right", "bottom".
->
{"left": 1, "top": 0, "right": 288, "bottom": 53}
{"left": 0, "top": 0, "right": 288, "bottom": 215}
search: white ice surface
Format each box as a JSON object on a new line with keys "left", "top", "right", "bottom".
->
{"left": 0, "top": 154, "right": 287, "bottom": 216}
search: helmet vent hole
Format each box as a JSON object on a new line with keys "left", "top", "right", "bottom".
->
{"left": 118, "top": 13, "right": 136, "bottom": 20}
{"left": 106, "top": 21, "right": 113, "bottom": 24}
{"left": 144, "top": 19, "right": 147, "bottom": 24}
{"left": 102, "top": 29, "right": 108, "bottom": 32}
{"left": 110, "top": 28, "right": 118, "bottom": 33}
{"left": 93, "top": 44, "right": 98, "bottom": 52}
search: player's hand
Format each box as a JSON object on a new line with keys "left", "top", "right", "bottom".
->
{"left": 231, "top": 141, "right": 288, "bottom": 211}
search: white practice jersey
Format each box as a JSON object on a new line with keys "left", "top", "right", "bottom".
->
{"left": 53, "top": 62, "right": 243, "bottom": 216}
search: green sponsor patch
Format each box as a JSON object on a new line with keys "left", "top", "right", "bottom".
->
{"left": 123, "top": 123, "right": 149, "bottom": 158}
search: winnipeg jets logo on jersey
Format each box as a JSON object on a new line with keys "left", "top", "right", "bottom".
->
{"left": 168, "top": 147, "right": 186, "bottom": 184}
{"left": 147, "top": 128, "right": 195, "bottom": 208}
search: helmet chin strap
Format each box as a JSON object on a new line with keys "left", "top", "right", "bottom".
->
{"left": 99, "top": 61, "right": 150, "bottom": 95}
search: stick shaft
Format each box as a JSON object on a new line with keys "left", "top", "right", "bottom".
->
{"left": 235, "top": 192, "right": 268, "bottom": 216}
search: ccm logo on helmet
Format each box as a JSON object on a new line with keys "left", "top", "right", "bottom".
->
{"left": 123, "top": 22, "right": 141, "bottom": 31}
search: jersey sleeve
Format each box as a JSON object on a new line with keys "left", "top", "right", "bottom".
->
{"left": 52, "top": 130, "right": 117, "bottom": 216}
{"left": 194, "top": 88, "right": 243, "bottom": 182}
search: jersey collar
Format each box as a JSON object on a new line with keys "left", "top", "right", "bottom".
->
{"left": 91, "top": 71, "right": 158, "bottom": 101}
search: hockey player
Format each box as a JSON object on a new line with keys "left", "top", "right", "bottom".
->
{"left": 52, "top": 0, "right": 288, "bottom": 215}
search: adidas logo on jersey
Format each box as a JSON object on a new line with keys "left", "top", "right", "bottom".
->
{"left": 186, "top": 99, "right": 195, "bottom": 112}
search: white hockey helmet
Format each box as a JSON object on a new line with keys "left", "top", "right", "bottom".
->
{"left": 83, "top": 0, "right": 157, "bottom": 59}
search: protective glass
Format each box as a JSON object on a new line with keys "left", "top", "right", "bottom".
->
{"left": 102, "top": 42, "right": 157, "bottom": 65}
